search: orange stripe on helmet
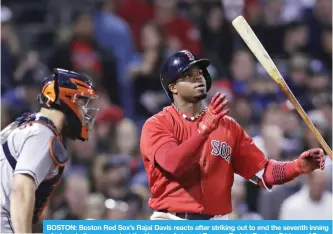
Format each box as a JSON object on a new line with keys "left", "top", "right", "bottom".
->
{"left": 70, "top": 78, "right": 91, "bottom": 89}
{"left": 41, "top": 81, "right": 57, "bottom": 102}
{"left": 69, "top": 78, "right": 97, "bottom": 97}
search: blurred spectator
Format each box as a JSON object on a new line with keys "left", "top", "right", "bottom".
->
{"left": 200, "top": 4, "right": 234, "bottom": 76}
{"left": 230, "top": 175, "right": 263, "bottom": 220}
{"left": 229, "top": 50, "right": 255, "bottom": 96}
{"left": 279, "top": 170, "right": 332, "bottom": 220}
{"left": 105, "top": 198, "right": 130, "bottom": 220}
{"left": 307, "top": 60, "right": 331, "bottom": 105}
{"left": 154, "top": 0, "right": 201, "bottom": 55}
{"left": 113, "top": 118, "right": 149, "bottom": 190}
{"left": 249, "top": 0, "right": 287, "bottom": 57}
{"left": 114, "top": 119, "right": 139, "bottom": 155}
{"left": 259, "top": 178, "right": 302, "bottom": 220}
{"left": 282, "top": 22, "right": 308, "bottom": 59}
{"left": 103, "top": 156, "right": 143, "bottom": 219}
{"left": 48, "top": 10, "right": 119, "bottom": 105}
{"left": 302, "top": 113, "right": 330, "bottom": 152}
{"left": 250, "top": 73, "right": 281, "bottom": 118}
{"left": 222, "top": 0, "right": 245, "bottom": 22}
{"left": 317, "top": 24, "right": 332, "bottom": 71}
{"left": 84, "top": 193, "right": 106, "bottom": 220}
{"left": 128, "top": 22, "right": 168, "bottom": 123}
{"left": 280, "top": 111, "right": 303, "bottom": 158}
{"left": 1, "top": 6, "right": 20, "bottom": 94}
{"left": 67, "top": 134, "right": 97, "bottom": 167}
{"left": 53, "top": 173, "right": 91, "bottom": 220}
{"left": 2, "top": 50, "right": 48, "bottom": 120}
{"left": 178, "top": 0, "right": 205, "bottom": 26}
{"left": 253, "top": 125, "right": 284, "bottom": 160}
{"left": 259, "top": 106, "right": 285, "bottom": 135}
{"left": 208, "top": 79, "right": 234, "bottom": 105}
{"left": 263, "top": 0, "right": 284, "bottom": 26}
{"left": 118, "top": 0, "right": 154, "bottom": 50}
{"left": 312, "top": 93, "right": 332, "bottom": 129}
{"left": 230, "top": 96, "right": 253, "bottom": 127}
{"left": 94, "top": 105, "right": 125, "bottom": 153}
{"left": 94, "top": 0, "right": 134, "bottom": 117}
{"left": 249, "top": 124, "right": 284, "bottom": 212}
{"left": 285, "top": 54, "right": 312, "bottom": 111}
{"left": 91, "top": 154, "right": 108, "bottom": 194}
{"left": 280, "top": 0, "right": 315, "bottom": 23}
{"left": 305, "top": 0, "right": 332, "bottom": 57}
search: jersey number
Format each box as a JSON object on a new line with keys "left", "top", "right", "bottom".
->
{"left": 211, "top": 140, "right": 231, "bottom": 163}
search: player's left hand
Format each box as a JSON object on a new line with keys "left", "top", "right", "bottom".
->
{"left": 295, "top": 148, "right": 325, "bottom": 174}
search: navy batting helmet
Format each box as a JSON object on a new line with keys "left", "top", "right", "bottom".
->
{"left": 160, "top": 50, "right": 212, "bottom": 101}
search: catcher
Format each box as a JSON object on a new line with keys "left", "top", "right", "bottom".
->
{"left": 0, "top": 69, "right": 99, "bottom": 232}
{"left": 140, "top": 50, "right": 326, "bottom": 220}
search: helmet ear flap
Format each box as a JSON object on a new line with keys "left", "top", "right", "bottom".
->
{"left": 38, "top": 70, "right": 61, "bottom": 108}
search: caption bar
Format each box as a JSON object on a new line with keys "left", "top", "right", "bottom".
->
{"left": 43, "top": 220, "right": 332, "bottom": 234}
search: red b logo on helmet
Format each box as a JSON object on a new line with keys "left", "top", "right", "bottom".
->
{"left": 183, "top": 50, "right": 195, "bottom": 61}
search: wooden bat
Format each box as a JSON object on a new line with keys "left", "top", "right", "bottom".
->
{"left": 232, "top": 15, "right": 332, "bottom": 160}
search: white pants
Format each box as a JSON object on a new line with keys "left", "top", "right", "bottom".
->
{"left": 150, "top": 211, "right": 229, "bottom": 220}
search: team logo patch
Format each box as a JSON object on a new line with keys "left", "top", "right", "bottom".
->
{"left": 183, "top": 50, "right": 195, "bottom": 61}
{"left": 211, "top": 140, "right": 231, "bottom": 163}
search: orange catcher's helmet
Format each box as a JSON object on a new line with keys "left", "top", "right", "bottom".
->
{"left": 38, "top": 68, "right": 99, "bottom": 141}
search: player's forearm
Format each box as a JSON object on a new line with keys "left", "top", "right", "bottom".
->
{"left": 261, "top": 159, "right": 300, "bottom": 187}
{"left": 261, "top": 149, "right": 325, "bottom": 187}
{"left": 155, "top": 133, "right": 208, "bottom": 177}
{"left": 10, "top": 179, "right": 35, "bottom": 232}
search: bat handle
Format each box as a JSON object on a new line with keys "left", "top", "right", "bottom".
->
{"left": 307, "top": 121, "right": 332, "bottom": 160}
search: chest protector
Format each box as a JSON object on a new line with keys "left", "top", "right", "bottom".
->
{"left": 1, "top": 113, "right": 68, "bottom": 224}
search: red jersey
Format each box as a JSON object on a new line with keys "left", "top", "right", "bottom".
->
{"left": 140, "top": 106, "right": 268, "bottom": 215}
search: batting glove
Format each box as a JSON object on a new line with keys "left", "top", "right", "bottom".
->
{"left": 198, "top": 92, "right": 229, "bottom": 135}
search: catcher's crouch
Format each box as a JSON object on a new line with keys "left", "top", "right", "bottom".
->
{"left": 140, "top": 50, "right": 326, "bottom": 220}
{"left": 0, "top": 69, "right": 99, "bottom": 233}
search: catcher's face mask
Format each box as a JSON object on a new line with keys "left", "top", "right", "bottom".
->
{"left": 73, "top": 94, "right": 99, "bottom": 131}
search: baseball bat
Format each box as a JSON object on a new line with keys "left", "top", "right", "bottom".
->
{"left": 232, "top": 15, "right": 332, "bottom": 160}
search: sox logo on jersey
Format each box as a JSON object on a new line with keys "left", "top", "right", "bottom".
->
{"left": 211, "top": 140, "right": 231, "bottom": 163}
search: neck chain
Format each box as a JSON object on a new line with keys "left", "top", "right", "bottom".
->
{"left": 172, "top": 103, "right": 207, "bottom": 121}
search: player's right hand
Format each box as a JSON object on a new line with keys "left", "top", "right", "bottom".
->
{"left": 198, "top": 92, "right": 229, "bottom": 135}
{"left": 294, "top": 148, "right": 325, "bottom": 174}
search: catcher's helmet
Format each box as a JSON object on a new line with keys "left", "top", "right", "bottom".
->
{"left": 160, "top": 50, "right": 212, "bottom": 101}
{"left": 38, "top": 68, "right": 99, "bottom": 141}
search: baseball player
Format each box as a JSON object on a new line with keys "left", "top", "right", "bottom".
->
{"left": 0, "top": 68, "right": 99, "bottom": 233}
{"left": 140, "top": 50, "right": 326, "bottom": 220}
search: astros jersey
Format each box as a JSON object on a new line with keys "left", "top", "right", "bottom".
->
{"left": 0, "top": 113, "right": 62, "bottom": 233}
{"left": 140, "top": 106, "right": 268, "bottom": 216}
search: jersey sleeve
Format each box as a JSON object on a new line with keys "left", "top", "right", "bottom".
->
{"left": 13, "top": 125, "right": 55, "bottom": 187}
{"left": 231, "top": 118, "right": 269, "bottom": 181}
{"left": 140, "top": 116, "right": 178, "bottom": 163}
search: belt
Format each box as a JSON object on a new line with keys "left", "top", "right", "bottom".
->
{"left": 157, "top": 210, "right": 214, "bottom": 220}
